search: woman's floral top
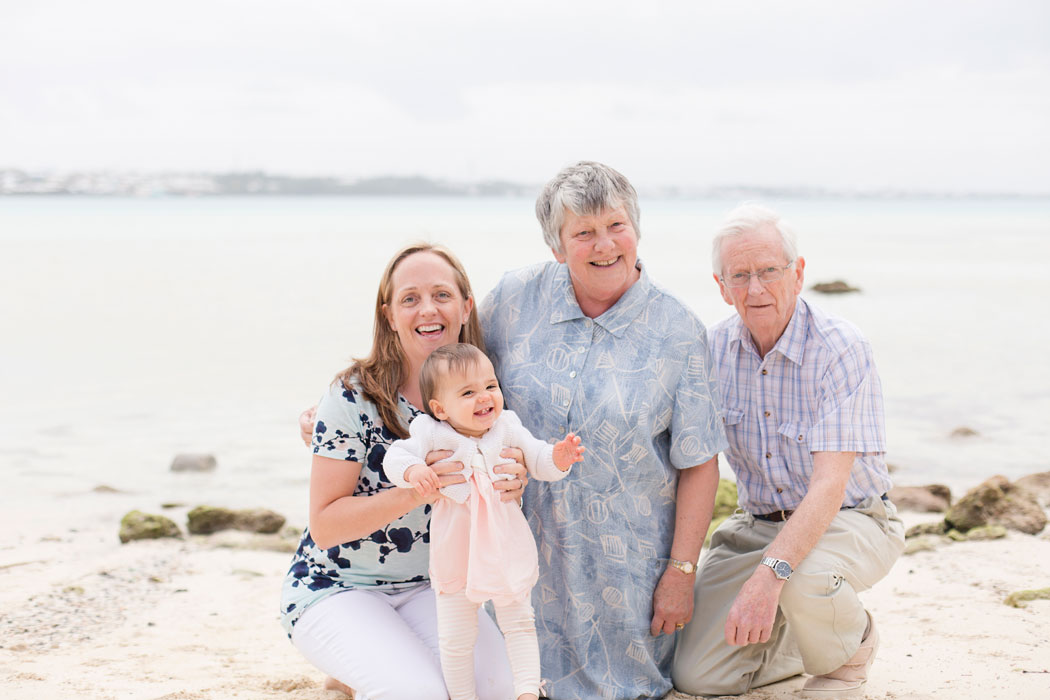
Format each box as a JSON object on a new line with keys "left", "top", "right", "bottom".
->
{"left": 279, "top": 378, "right": 430, "bottom": 637}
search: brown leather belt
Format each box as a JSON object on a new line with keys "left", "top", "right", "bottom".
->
{"left": 752, "top": 510, "right": 793, "bottom": 522}
{"left": 751, "top": 494, "right": 889, "bottom": 523}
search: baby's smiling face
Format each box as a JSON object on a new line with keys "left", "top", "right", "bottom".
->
{"left": 427, "top": 354, "right": 504, "bottom": 438}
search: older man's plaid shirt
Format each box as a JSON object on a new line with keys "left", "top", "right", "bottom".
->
{"left": 709, "top": 297, "right": 892, "bottom": 514}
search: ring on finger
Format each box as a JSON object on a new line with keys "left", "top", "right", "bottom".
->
{"left": 675, "top": 623, "right": 684, "bottom": 630}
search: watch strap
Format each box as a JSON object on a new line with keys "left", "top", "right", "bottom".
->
{"left": 760, "top": 556, "right": 793, "bottom": 580}
{"left": 669, "top": 557, "right": 697, "bottom": 575}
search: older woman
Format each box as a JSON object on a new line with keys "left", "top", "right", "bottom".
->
{"left": 480, "top": 161, "right": 728, "bottom": 699}
{"left": 282, "top": 243, "right": 526, "bottom": 700}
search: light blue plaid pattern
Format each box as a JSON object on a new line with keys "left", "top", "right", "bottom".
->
{"left": 709, "top": 297, "right": 892, "bottom": 514}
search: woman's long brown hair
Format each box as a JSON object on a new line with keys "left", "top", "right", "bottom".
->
{"left": 335, "top": 243, "right": 485, "bottom": 439}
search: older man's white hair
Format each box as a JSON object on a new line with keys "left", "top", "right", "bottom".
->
{"left": 711, "top": 203, "right": 799, "bottom": 275}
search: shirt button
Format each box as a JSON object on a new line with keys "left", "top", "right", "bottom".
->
{"left": 776, "top": 487, "right": 784, "bottom": 494}
{"left": 764, "top": 411, "right": 771, "bottom": 417}
{"left": 761, "top": 369, "right": 768, "bottom": 375}
{"left": 798, "top": 435, "right": 804, "bottom": 441}
{"left": 765, "top": 452, "right": 772, "bottom": 459}
{"left": 560, "top": 426, "right": 566, "bottom": 433}
{"left": 563, "top": 400, "right": 570, "bottom": 407}
{"left": 578, "top": 347, "right": 585, "bottom": 354}
{"left": 569, "top": 371, "right": 577, "bottom": 378}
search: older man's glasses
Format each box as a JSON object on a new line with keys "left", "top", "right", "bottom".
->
{"left": 721, "top": 261, "right": 795, "bottom": 288}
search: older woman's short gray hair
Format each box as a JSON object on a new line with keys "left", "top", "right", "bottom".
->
{"left": 535, "top": 161, "right": 641, "bottom": 253}
{"left": 711, "top": 203, "right": 799, "bottom": 275}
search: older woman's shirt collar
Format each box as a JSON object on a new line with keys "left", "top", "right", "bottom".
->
{"left": 547, "top": 260, "right": 651, "bottom": 338}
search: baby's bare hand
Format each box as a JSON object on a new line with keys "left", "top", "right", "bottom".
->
{"left": 407, "top": 464, "right": 442, "bottom": 497}
{"left": 553, "top": 433, "right": 585, "bottom": 470}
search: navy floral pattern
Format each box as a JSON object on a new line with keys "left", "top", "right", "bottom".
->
{"left": 279, "top": 379, "right": 431, "bottom": 637}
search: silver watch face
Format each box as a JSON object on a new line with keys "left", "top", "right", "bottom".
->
{"left": 773, "top": 560, "right": 792, "bottom": 579}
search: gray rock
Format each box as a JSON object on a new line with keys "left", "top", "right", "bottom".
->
{"left": 119, "top": 510, "right": 181, "bottom": 543}
{"left": 187, "top": 506, "right": 286, "bottom": 535}
{"left": 705, "top": 479, "right": 739, "bottom": 547}
{"left": 945, "top": 475, "right": 1047, "bottom": 535}
{"left": 964, "top": 524, "right": 1008, "bottom": 541}
{"left": 905, "top": 521, "right": 948, "bottom": 539}
{"left": 889, "top": 484, "right": 952, "bottom": 513}
{"left": 169, "top": 453, "right": 217, "bottom": 472}
{"left": 811, "top": 280, "right": 860, "bottom": 294}
{"left": 1015, "top": 471, "right": 1050, "bottom": 507}
{"left": 903, "top": 535, "right": 942, "bottom": 555}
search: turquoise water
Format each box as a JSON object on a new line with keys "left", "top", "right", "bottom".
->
{"left": 1, "top": 195, "right": 1048, "bottom": 528}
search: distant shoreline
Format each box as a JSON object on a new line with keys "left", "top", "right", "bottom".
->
{"left": 3, "top": 170, "right": 1048, "bottom": 200}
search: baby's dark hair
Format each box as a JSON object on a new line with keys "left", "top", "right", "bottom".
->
{"left": 419, "top": 343, "right": 488, "bottom": 418}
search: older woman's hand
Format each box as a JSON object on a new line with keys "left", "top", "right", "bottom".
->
{"left": 493, "top": 447, "right": 528, "bottom": 503}
{"left": 424, "top": 450, "right": 467, "bottom": 494}
{"left": 299, "top": 406, "right": 318, "bottom": 447}
{"left": 424, "top": 448, "right": 528, "bottom": 503}
{"left": 650, "top": 567, "right": 696, "bottom": 637}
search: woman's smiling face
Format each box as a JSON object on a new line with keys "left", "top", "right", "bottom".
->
{"left": 553, "top": 203, "right": 640, "bottom": 318}
{"left": 384, "top": 251, "right": 474, "bottom": 373}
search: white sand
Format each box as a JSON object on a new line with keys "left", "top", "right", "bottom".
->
{"left": 1, "top": 506, "right": 1048, "bottom": 700}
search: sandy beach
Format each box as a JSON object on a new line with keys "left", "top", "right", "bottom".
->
{"left": 2, "top": 487, "right": 1048, "bottom": 700}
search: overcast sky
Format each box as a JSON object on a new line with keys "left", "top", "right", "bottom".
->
{"left": 2, "top": 1, "right": 1048, "bottom": 192}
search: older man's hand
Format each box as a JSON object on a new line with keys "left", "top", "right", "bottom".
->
{"left": 724, "top": 566, "right": 785, "bottom": 646}
{"left": 650, "top": 567, "right": 695, "bottom": 636}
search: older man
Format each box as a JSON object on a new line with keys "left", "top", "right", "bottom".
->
{"left": 672, "top": 204, "right": 905, "bottom": 697}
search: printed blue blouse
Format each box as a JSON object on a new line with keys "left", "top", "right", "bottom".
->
{"left": 481, "top": 260, "right": 728, "bottom": 700}
{"left": 279, "top": 379, "right": 431, "bottom": 637}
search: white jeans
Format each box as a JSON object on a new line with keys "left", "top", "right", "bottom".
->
{"left": 292, "top": 583, "right": 514, "bottom": 700}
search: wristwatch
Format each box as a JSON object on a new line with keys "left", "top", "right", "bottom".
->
{"left": 760, "top": 557, "right": 793, "bottom": 580}
{"left": 669, "top": 557, "right": 697, "bottom": 575}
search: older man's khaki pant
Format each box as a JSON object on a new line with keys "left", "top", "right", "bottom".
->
{"left": 672, "top": 496, "right": 905, "bottom": 696}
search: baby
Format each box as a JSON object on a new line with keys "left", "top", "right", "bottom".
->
{"left": 384, "top": 343, "right": 584, "bottom": 700}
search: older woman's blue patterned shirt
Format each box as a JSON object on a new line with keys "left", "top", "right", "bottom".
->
{"left": 481, "top": 261, "right": 728, "bottom": 700}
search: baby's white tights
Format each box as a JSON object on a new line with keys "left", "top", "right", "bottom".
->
{"left": 435, "top": 590, "right": 539, "bottom": 700}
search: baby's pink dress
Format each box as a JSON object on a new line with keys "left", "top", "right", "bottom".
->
{"left": 383, "top": 411, "right": 570, "bottom": 604}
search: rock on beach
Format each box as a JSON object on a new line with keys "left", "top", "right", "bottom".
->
{"left": 704, "top": 479, "right": 739, "bottom": 546}
{"left": 810, "top": 280, "right": 860, "bottom": 294}
{"left": 888, "top": 484, "right": 952, "bottom": 513}
{"left": 118, "top": 511, "right": 182, "bottom": 543}
{"left": 186, "top": 506, "right": 286, "bottom": 535}
{"left": 945, "top": 475, "right": 1047, "bottom": 535}
{"left": 1015, "top": 471, "right": 1050, "bottom": 507}
{"left": 170, "top": 453, "right": 217, "bottom": 472}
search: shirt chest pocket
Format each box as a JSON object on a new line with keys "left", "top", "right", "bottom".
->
{"left": 722, "top": 408, "right": 745, "bottom": 430}
{"left": 777, "top": 421, "right": 812, "bottom": 464}
{"left": 720, "top": 409, "right": 746, "bottom": 459}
